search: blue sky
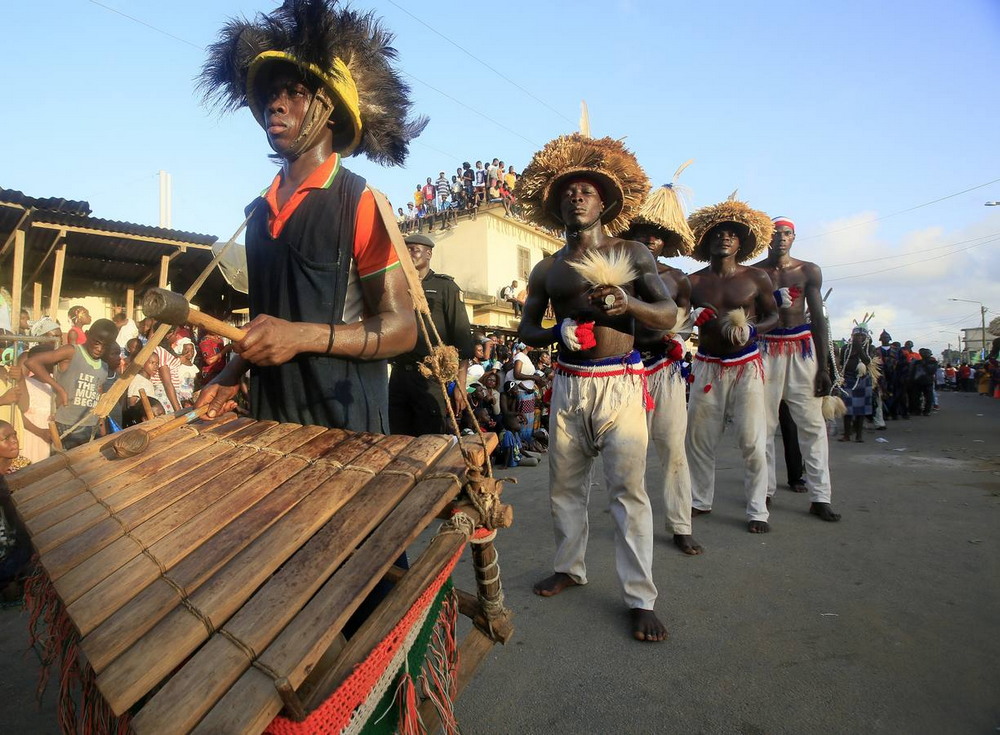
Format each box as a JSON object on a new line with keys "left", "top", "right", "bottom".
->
{"left": 7, "top": 0, "right": 1000, "bottom": 356}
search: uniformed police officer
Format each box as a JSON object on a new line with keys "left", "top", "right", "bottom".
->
{"left": 389, "top": 233, "right": 475, "bottom": 435}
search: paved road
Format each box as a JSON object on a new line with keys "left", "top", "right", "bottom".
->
{"left": 1, "top": 391, "right": 997, "bottom": 734}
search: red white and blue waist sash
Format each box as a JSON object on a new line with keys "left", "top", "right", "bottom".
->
{"left": 554, "top": 350, "right": 645, "bottom": 378}
{"left": 759, "top": 324, "right": 814, "bottom": 357}
{"left": 694, "top": 342, "right": 764, "bottom": 382}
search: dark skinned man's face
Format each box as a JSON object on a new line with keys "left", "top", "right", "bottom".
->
{"left": 559, "top": 178, "right": 604, "bottom": 229}
{"left": 630, "top": 224, "right": 666, "bottom": 259}
{"left": 708, "top": 225, "right": 741, "bottom": 258}
{"left": 407, "top": 242, "right": 433, "bottom": 274}
{"left": 770, "top": 225, "right": 795, "bottom": 256}
{"left": 257, "top": 65, "right": 318, "bottom": 156}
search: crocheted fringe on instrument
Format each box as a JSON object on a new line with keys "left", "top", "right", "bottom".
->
{"left": 24, "top": 564, "right": 131, "bottom": 735}
{"left": 567, "top": 247, "right": 638, "bottom": 287}
{"left": 719, "top": 309, "right": 752, "bottom": 347}
{"left": 265, "top": 544, "right": 464, "bottom": 735}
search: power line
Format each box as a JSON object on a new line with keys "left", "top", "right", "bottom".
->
{"left": 88, "top": 0, "right": 202, "bottom": 49}
{"left": 86, "top": 1, "right": 541, "bottom": 151}
{"left": 823, "top": 232, "right": 1000, "bottom": 268}
{"left": 401, "top": 72, "right": 541, "bottom": 148}
{"left": 385, "top": 0, "right": 575, "bottom": 127}
{"left": 799, "top": 176, "right": 1000, "bottom": 240}
{"left": 826, "top": 236, "right": 999, "bottom": 282}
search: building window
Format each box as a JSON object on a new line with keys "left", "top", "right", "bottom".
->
{"left": 518, "top": 247, "right": 530, "bottom": 281}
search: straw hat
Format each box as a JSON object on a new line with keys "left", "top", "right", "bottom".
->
{"left": 623, "top": 160, "right": 696, "bottom": 257}
{"left": 515, "top": 134, "right": 649, "bottom": 236}
{"left": 688, "top": 193, "right": 772, "bottom": 263}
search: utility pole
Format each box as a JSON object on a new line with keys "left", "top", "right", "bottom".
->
{"left": 158, "top": 170, "right": 172, "bottom": 228}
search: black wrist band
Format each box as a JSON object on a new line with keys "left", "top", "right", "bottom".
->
{"left": 326, "top": 325, "right": 335, "bottom": 354}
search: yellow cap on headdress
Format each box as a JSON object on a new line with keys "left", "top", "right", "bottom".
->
{"left": 246, "top": 52, "right": 363, "bottom": 156}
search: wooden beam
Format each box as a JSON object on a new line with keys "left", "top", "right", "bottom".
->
{"left": 50, "top": 245, "right": 66, "bottom": 318}
{"left": 22, "top": 228, "right": 65, "bottom": 295}
{"left": 10, "top": 229, "right": 25, "bottom": 329}
{"left": 126, "top": 289, "right": 135, "bottom": 321}
{"left": 158, "top": 255, "right": 170, "bottom": 288}
{"left": 33, "top": 283, "right": 42, "bottom": 320}
{"left": 30, "top": 221, "right": 215, "bottom": 250}
{"left": 138, "top": 249, "right": 183, "bottom": 289}
{"left": 0, "top": 208, "right": 31, "bottom": 258}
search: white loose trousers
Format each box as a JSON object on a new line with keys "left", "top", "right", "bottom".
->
{"left": 645, "top": 356, "right": 693, "bottom": 535}
{"left": 686, "top": 347, "right": 769, "bottom": 522}
{"left": 548, "top": 352, "right": 657, "bottom": 610}
{"left": 761, "top": 328, "right": 833, "bottom": 504}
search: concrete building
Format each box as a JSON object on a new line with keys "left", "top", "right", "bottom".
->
{"left": 961, "top": 326, "right": 990, "bottom": 360}
{"left": 425, "top": 206, "right": 561, "bottom": 331}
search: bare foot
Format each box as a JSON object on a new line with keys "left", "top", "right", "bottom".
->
{"left": 631, "top": 609, "right": 667, "bottom": 642}
{"left": 533, "top": 572, "right": 579, "bottom": 597}
{"left": 748, "top": 520, "right": 770, "bottom": 533}
{"left": 809, "top": 502, "right": 842, "bottom": 522}
{"left": 673, "top": 534, "right": 703, "bottom": 555}
{"left": 691, "top": 507, "right": 711, "bottom": 516}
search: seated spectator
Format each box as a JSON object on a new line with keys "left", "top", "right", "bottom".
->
{"left": 495, "top": 412, "right": 539, "bottom": 468}
{"left": 404, "top": 202, "right": 417, "bottom": 234}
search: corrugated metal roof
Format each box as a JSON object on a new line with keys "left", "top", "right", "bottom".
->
{"left": 1, "top": 187, "right": 244, "bottom": 309}
{"left": 0, "top": 188, "right": 91, "bottom": 216}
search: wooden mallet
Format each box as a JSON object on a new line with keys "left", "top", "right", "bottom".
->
{"left": 141, "top": 288, "right": 248, "bottom": 342}
{"left": 111, "top": 405, "right": 211, "bottom": 458}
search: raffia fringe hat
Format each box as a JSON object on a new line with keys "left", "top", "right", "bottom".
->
{"left": 515, "top": 134, "right": 649, "bottom": 236}
{"left": 624, "top": 160, "right": 696, "bottom": 257}
{"left": 688, "top": 193, "right": 773, "bottom": 263}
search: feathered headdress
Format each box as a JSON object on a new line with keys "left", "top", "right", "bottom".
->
{"left": 199, "top": 0, "right": 427, "bottom": 165}
{"left": 688, "top": 192, "right": 772, "bottom": 263}
{"left": 623, "top": 160, "right": 696, "bottom": 257}
{"left": 515, "top": 134, "right": 649, "bottom": 235}
{"left": 851, "top": 312, "right": 875, "bottom": 336}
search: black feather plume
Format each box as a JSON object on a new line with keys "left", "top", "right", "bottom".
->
{"left": 198, "top": 0, "right": 426, "bottom": 166}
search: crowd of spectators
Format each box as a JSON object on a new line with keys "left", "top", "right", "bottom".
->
{"left": 396, "top": 158, "right": 522, "bottom": 234}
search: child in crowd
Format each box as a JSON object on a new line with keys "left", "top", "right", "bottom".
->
{"left": 128, "top": 351, "right": 166, "bottom": 408}
{"left": 25, "top": 318, "right": 118, "bottom": 449}
{"left": 174, "top": 338, "right": 200, "bottom": 406}
{"left": 16, "top": 345, "right": 55, "bottom": 463}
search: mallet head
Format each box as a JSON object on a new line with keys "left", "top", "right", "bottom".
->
{"left": 142, "top": 288, "right": 191, "bottom": 327}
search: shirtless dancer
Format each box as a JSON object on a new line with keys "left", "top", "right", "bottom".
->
{"left": 517, "top": 134, "right": 676, "bottom": 641}
{"left": 686, "top": 198, "right": 779, "bottom": 533}
{"left": 624, "top": 182, "right": 703, "bottom": 555}
{"left": 753, "top": 217, "right": 840, "bottom": 522}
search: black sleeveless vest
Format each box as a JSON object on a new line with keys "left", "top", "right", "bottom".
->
{"left": 244, "top": 166, "right": 388, "bottom": 433}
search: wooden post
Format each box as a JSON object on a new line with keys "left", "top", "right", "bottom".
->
{"left": 50, "top": 245, "right": 66, "bottom": 319}
{"left": 126, "top": 288, "right": 135, "bottom": 322}
{"left": 159, "top": 255, "right": 170, "bottom": 289}
{"left": 33, "top": 283, "right": 42, "bottom": 320}
{"left": 10, "top": 229, "right": 25, "bottom": 331}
